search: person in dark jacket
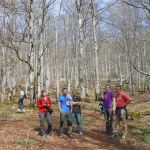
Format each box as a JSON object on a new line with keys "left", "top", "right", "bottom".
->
{"left": 71, "top": 89, "right": 82, "bottom": 135}
{"left": 18, "top": 90, "right": 26, "bottom": 112}
{"left": 37, "top": 90, "right": 53, "bottom": 137}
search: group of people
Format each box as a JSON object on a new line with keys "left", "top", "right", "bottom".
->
{"left": 37, "top": 88, "right": 82, "bottom": 138}
{"left": 101, "top": 85, "right": 131, "bottom": 139}
{"left": 18, "top": 84, "right": 131, "bottom": 140}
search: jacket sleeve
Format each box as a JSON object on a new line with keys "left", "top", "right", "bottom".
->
{"left": 47, "top": 97, "right": 52, "bottom": 107}
{"left": 37, "top": 99, "right": 44, "bottom": 108}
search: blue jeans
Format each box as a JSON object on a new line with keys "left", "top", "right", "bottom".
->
{"left": 72, "top": 113, "right": 81, "bottom": 132}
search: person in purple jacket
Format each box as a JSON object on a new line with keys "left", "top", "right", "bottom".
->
{"left": 102, "top": 85, "right": 116, "bottom": 135}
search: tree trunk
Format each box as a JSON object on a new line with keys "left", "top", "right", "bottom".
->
{"left": 91, "top": 2, "right": 100, "bottom": 100}
{"left": 53, "top": 2, "right": 60, "bottom": 99}
{"left": 29, "top": 0, "right": 35, "bottom": 106}
{"left": 76, "top": 0, "right": 86, "bottom": 99}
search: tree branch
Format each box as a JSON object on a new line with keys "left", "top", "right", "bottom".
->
{"left": 132, "top": 65, "right": 150, "bottom": 76}
{"left": 122, "top": 0, "right": 150, "bottom": 14}
{"left": 0, "top": 36, "right": 34, "bottom": 72}
{"left": 142, "top": 2, "right": 150, "bottom": 14}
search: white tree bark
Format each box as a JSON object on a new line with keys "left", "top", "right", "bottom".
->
{"left": 53, "top": 2, "right": 60, "bottom": 99}
{"left": 91, "top": 1, "right": 100, "bottom": 97}
{"left": 76, "top": 0, "right": 86, "bottom": 99}
{"left": 1, "top": 47, "right": 6, "bottom": 102}
{"left": 29, "top": 0, "right": 35, "bottom": 106}
{"left": 37, "top": 0, "right": 46, "bottom": 97}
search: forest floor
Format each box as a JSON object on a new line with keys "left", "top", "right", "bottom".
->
{"left": 0, "top": 93, "right": 150, "bottom": 150}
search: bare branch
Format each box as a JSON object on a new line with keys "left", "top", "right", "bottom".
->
{"left": 121, "top": 0, "right": 143, "bottom": 9}
{"left": 0, "top": 36, "right": 34, "bottom": 72}
{"left": 132, "top": 65, "right": 150, "bottom": 76}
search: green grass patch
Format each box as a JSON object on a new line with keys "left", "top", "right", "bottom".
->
{"left": 17, "top": 138, "right": 38, "bottom": 147}
{"left": 0, "top": 102, "right": 18, "bottom": 111}
{"left": 147, "top": 145, "right": 150, "bottom": 150}
{"left": 136, "top": 129, "right": 150, "bottom": 144}
{"left": 141, "top": 129, "right": 150, "bottom": 136}
{"left": 137, "top": 135, "right": 147, "bottom": 142}
{"left": 0, "top": 111, "right": 12, "bottom": 119}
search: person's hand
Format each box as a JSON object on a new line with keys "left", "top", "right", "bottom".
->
{"left": 112, "top": 109, "right": 116, "bottom": 113}
{"left": 44, "top": 102, "right": 48, "bottom": 106}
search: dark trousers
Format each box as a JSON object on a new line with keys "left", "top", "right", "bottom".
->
{"left": 104, "top": 107, "right": 114, "bottom": 134}
{"left": 39, "top": 112, "right": 52, "bottom": 135}
{"left": 18, "top": 100, "right": 24, "bottom": 110}
{"left": 60, "top": 112, "right": 72, "bottom": 135}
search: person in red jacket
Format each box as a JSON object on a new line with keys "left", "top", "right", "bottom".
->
{"left": 37, "top": 90, "right": 53, "bottom": 137}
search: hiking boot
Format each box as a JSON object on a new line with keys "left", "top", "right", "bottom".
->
{"left": 110, "top": 132, "right": 118, "bottom": 138}
{"left": 59, "top": 133, "right": 64, "bottom": 138}
{"left": 78, "top": 131, "right": 83, "bottom": 135}
{"left": 68, "top": 134, "right": 73, "bottom": 138}
{"left": 41, "top": 134, "right": 46, "bottom": 138}
{"left": 48, "top": 131, "right": 54, "bottom": 136}
{"left": 110, "top": 133, "right": 117, "bottom": 138}
{"left": 121, "top": 134, "right": 126, "bottom": 139}
{"left": 17, "top": 109, "right": 21, "bottom": 112}
{"left": 39, "top": 129, "right": 46, "bottom": 137}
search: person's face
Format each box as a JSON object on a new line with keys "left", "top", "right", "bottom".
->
{"left": 73, "top": 90, "right": 78, "bottom": 96}
{"left": 105, "top": 86, "right": 110, "bottom": 92}
{"left": 115, "top": 87, "right": 121, "bottom": 93}
{"left": 63, "top": 89, "right": 68, "bottom": 96}
{"left": 43, "top": 91, "right": 47, "bottom": 97}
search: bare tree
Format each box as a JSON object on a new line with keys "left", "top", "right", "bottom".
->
{"left": 75, "top": 0, "right": 86, "bottom": 99}
{"left": 90, "top": 0, "right": 100, "bottom": 100}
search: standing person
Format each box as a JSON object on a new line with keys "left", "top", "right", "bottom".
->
{"left": 58, "top": 88, "right": 73, "bottom": 138}
{"left": 72, "top": 89, "right": 82, "bottom": 135}
{"left": 37, "top": 90, "right": 53, "bottom": 137}
{"left": 102, "top": 85, "right": 116, "bottom": 135}
{"left": 18, "top": 90, "right": 26, "bottom": 112}
{"left": 115, "top": 85, "right": 131, "bottom": 139}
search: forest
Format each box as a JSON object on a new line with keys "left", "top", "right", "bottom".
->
{"left": 0, "top": 0, "right": 150, "bottom": 102}
{"left": 0, "top": 0, "right": 150, "bottom": 150}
